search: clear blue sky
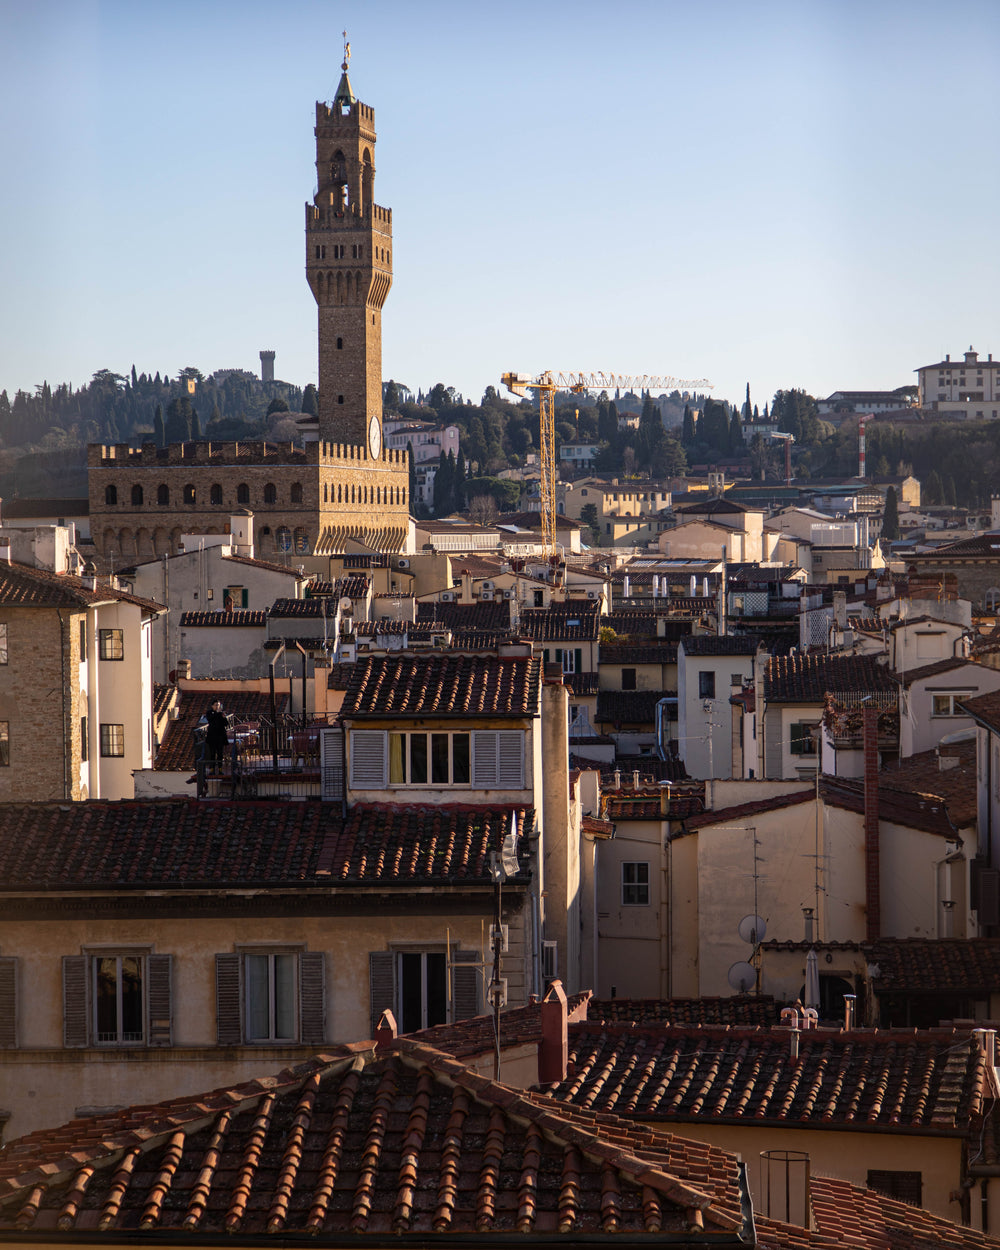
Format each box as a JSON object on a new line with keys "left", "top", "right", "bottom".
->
{"left": 2, "top": 0, "right": 998, "bottom": 412}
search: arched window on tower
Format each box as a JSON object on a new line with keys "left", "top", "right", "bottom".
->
{"left": 157, "top": 484, "right": 170, "bottom": 506}
{"left": 337, "top": 484, "right": 342, "bottom": 503}
{"left": 362, "top": 148, "right": 373, "bottom": 214}
{"left": 290, "top": 482, "right": 303, "bottom": 504}
{"left": 184, "top": 484, "right": 196, "bottom": 506}
{"left": 237, "top": 483, "right": 250, "bottom": 504}
{"left": 105, "top": 484, "right": 118, "bottom": 506}
{"left": 131, "top": 485, "right": 143, "bottom": 506}
{"left": 330, "top": 150, "right": 348, "bottom": 208}
{"left": 210, "top": 483, "right": 223, "bottom": 506}
{"left": 264, "top": 483, "right": 277, "bottom": 504}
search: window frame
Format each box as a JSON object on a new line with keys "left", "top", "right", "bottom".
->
{"left": 98, "top": 628, "right": 124, "bottom": 661}
{"left": 244, "top": 951, "right": 298, "bottom": 1044}
{"left": 100, "top": 723, "right": 125, "bottom": 757}
{"left": 92, "top": 953, "right": 146, "bottom": 1045}
{"left": 698, "top": 670, "right": 716, "bottom": 699}
{"left": 388, "top": 730, "right": 471, "bottom": 786}
{"left": 621, "top": 861, "right": 651, "bottom": 906}
{"left": 790, "top": 721, "right": 818, "bottom": 755}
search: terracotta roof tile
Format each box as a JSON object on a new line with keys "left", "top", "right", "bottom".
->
{"left": 603, "top": 612, "right": 659, "bottom": 637}
{"left": 221, "top": 554, "right": 310, "bottom": 578}
{"left": 879, "top": 740, "right": 977, "bottom": 827}
{"left": 587, "top": 998, "right": 777, "bottom": 1027}
{"left": 0, "top": 802, "right": 530, "bottom": 890}
{"left": 342, "top": 654, "right": 540, "bottom": 718}
{"left": 416, "top": 600, "right": 512, "bottom": 632}
{"left": 0, "top": 562, "right": 163, "bottom": 612}
{"left": 518, "top": 603, "right": 601, "bottom": 641}
{"left": 178, "top": 610, "right": 267, "bottom": 627}
{"left": 600, "top": 641, "right": 678, "bottom": 664}
{"left": 0, "top": 1044, "right": 746, "bottom": 1237}
{"left": 958, "top": 689, "right": 1000, "bottom": 733}
{"left": 540, "top": 1022, "right": 988, "bottom": 1133}
{"left": 565, "top": 671, "right": 599, "bottom": 695}
{"left": 764, "top": 652, "right": 897, "bottom": 702}
{"left": 680, "top": 636, "right": 760, "bottom": 657}
{"left": 865, "top": 939, "right": 1000, "bottom": 994}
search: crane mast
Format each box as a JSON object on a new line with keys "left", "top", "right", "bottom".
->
{"left": 501, "top": 369, "right": 713, "bottom": 561}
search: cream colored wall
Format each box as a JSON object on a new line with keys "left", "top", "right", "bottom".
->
{"left": 596, "top": 816, "right": 666, "bottom": 998}
{"left": 0, "top": 903, "right": 527, "bottom": 1141}
{"left": 92, "top": 600, "right": 153, "bottom": 799}
{"left": 663, "top": 1120, "right": 963, "bottom": 1226}
{"left": 668, "top": 834, "right": 700, "bottom": 996}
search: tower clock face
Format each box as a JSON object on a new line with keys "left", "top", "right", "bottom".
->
{"left": 368, "top": 415, "right": 382, "bottom": 459}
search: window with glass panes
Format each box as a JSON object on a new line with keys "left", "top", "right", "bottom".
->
{"left": 93, "top": 954, "right": 144, "bottom": 1043}
{"left": 244, "top": 952, "right": 297, "bottom": 1043}
{"left": 389, "top": 732, "right": 470, "bottom": 784}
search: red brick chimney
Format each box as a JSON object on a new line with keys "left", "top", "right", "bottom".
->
{"left": 375, "top": 1009, "right": 398, "bottom": 1050}
{"left": 537, "top": 979, "right": 568, "bottom": 1084}
{"left": 863, "top": 705, "right": 880, "bottom": 940}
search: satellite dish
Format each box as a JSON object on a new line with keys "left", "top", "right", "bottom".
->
{"left": 728, "top": 961, "right": 756, "bottom": 993}
{"left": 738, "top": 914, "right": 767, "bottom": 945}
{"left": 340, "top": 596, "right": 353, "bottom": 614}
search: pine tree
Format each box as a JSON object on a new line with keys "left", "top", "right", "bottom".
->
{"left": 882, "top": 487, "right": 900, "bottom": 540}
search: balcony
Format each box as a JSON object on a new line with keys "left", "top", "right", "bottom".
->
{"left": 194, "top": 715, "right": 342, "bottom": 801}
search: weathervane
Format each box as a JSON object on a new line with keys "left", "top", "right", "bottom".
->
{"left": 342, "top": 31, "right": 351, "bottom": 74}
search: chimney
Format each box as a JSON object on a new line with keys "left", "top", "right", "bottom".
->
{"left": 789, "top": 1027, "right": 801, "bottom": 1060}
{"left": 176, "top": 658, "right": 192, "bottom": 682}
{"left": 537, "top": 979, "right": 568, "bottom": 1084}
{"left": 613, "top": 770, "right": 621, "bottom": 790}
{"left": 843, "top": 994, "right": 856, "bottom": 1031}
{"left": 375, "top": 1009, "right": 398, "bottom": 1050}
{"left": 632, "top": 769, "right": 640, "bottom": 790}
{"left": 863, "top": 705, "right": 880, "bottom": 940}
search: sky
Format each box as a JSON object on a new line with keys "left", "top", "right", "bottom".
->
{"left": 2, "top": 0, "right": 999, "bottom": 413}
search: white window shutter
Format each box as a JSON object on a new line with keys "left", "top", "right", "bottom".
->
{"left": 497, "top": 731, "right": 524, "bottom": 787}
{"left": 350, "top": 730, "right": 387, "bottom": 788}
{"left": 320, "top": 727, "right": 344, "bottom": 800}
{"left": 472, "top": 731, "right": 498, "bottom": 788}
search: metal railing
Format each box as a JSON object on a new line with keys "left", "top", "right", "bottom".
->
{"left": 194, "top": 714, "right": 327, "bottom": 800}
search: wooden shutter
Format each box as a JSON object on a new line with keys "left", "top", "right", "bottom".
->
{"left": 497, "top": 731, "right": 524, "bottom": 788}
{"left": 215, "top": 953, "right": 242, "bottom": 1046}
{"left": 299, "top": 952, "right": 326, "bottom": 1046}
{"left": 320, "top": 727, "right": 344, "bottom": 801}
{"left": 0, "top": 957, "right": 16, "bottom": 1048}
{"left": 452, "top": 950, "right": 480, "bottom": 1022}
{"left": 350, "top": 730, "right": 387, "bottom": 789}
{"left": 369, "top": 951, "right": 396, "bottom": 1035}
{"left": 63, "top": 955, "right": 88, "bottom": 1048}
{"left": 146, "top": 954, "right": 172, "bottom": 1047}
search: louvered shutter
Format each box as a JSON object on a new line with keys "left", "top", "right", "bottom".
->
{"left": 320, "top": 727, "right": 344, "bottom": 801}
{"left": 215, "top": 953, "right": 242, "bottom": 1046}
{"left": 369, "top": 951, "right": 396, "bottom": 1035}
{"left": 146, "top": 954, "right": 172, "bottom": 1046}
{"left": 472, "top": 731, "right": 498, "bottom": 787}
{"left": 63, "top": 955, "right": 88, "bottom": 1048}
{"left": 350, "top": 730, "right": 387, "bottom": 789}
{"left": 299, "top": 951, "right": 326, "bottom": 1046}
{"left": 0, "top": 957, "right": 16, "bottom": 1048}
{"left": 497, "top": 731, "right": 524, "bottom": 788}
{"left": 452, "top": 950, "right": 480, "bottom": 1022}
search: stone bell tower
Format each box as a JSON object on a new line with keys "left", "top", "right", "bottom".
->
{"left": 306, "top": 39, "right": 392, "bottom": 452}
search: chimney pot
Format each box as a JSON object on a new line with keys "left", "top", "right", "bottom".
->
{"left": 843, "top": 994, "right": 856, "bottom": 1031}
{"left": 538, "top": 979, "right": 569, "bottom": 1084}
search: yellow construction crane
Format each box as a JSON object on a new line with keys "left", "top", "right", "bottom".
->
{"left": 501, "top": 370, "right": 713, "bottom": 560}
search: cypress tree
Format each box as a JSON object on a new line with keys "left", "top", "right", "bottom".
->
{"left": 882, "top": 487, "right": 900, "bottom": 540}
{"left": 153, "top": 404, "right": 164, "bottom": 446}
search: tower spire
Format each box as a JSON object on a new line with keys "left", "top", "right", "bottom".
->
{"left": 333, "top": 31, "right": 355, "bottom": 107}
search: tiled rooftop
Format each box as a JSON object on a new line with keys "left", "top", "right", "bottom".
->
{"left": 517, "top": 603, "right": 601, "bottom": 641}
{"left": 600, "top": 641, "right": 678, "bottom": 665}
{"left": 0, "top": 802, "right": 530, "bottom": 890}
{"left": 342, "top": 654, "right": 540, "bottom": 719}
{"left": 879, "top": 739, "right": 977, "bottom": 828}
{"left": 0, "top": 1043, "right": 747, "bottom": 1238}
{"left": 540, "top": 1022, "right": 989, "bottom": 1132}
{"left": 603, "top": 611, "right": 658, "bottom": 636}
{"left": 416, "top": 600, "right": 512, "bottom": 632}
{"left": 0, "top": 561, "right": 164, "bottom": 612}
{"left": 864, "top": 939, "right": 1000, "bottom": 994}
{"left": 958, "top": 689, "right": 1000, "bottom": 733}
{"left": 587, "top": 997, "right": 777, "bottom": 1027}
{"left": 179, "top": 609, "right": 268, "bottom": 627}
{"left": 680, "top": 636, "right": 760, "bottom": 657}
{"left": 222, "top": 553, "right": 311, "bottom": 578}
{"left": 764, "top": 652, "right": 897, "bottom": 702}
{"left": 565, "top": 671, "right": 599, "bottom": 695}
